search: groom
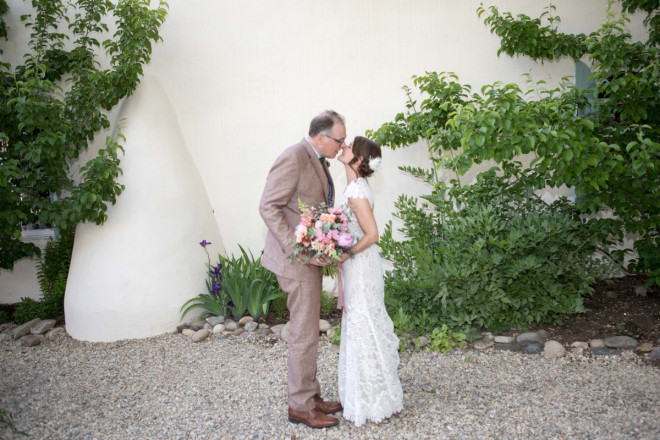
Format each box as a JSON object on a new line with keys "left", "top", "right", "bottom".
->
{"left": 259, "top": 110, "right": 346, "bottom": 428}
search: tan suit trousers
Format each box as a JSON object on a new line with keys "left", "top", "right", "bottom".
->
{"left": 277, "top": 273, "right": 322, "bottom": 410}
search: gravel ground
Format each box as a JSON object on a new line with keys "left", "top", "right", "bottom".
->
{"left": 1, "top": 332, "right": 659, "bottom": 440}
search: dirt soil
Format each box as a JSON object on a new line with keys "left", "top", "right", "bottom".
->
{"left": 525, "top": 275, "right": 660, "bottom": 345}
{"left": 264, "top": 275, "right": 660, "bottom": 345}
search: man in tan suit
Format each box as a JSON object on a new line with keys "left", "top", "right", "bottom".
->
{"left": 259, "top": 110, "right": 346, "bottom": 428}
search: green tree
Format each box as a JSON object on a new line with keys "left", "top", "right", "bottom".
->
{"left": 372, "top": 1, "right": 659, "bottom": 286}
{"left": 0, "top": 1, "right": 8, "bottom": 45}
{"left": 0, "top": 0, "right": 168, "bottom": 270}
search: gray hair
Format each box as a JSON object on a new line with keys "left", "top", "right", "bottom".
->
{"left": 308, "top": 110, "right": 345, "bottom": 137}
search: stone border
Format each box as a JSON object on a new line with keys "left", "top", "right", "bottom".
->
{"left": 2, "top": 317, "right": 659, "bottom": 362}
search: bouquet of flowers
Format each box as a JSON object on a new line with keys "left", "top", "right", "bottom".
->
{"left": 290, "top": 200, "right": 353, "bottom": 266}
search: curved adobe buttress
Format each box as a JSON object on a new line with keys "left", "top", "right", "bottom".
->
{"left": 65, "top": 75, "right": 224, "bottom": 342}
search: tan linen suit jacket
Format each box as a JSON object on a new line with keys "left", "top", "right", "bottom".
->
{"left": 259, "top": 138, "right": 334, "bottom": 280}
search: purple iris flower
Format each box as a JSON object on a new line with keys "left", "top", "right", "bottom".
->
{"left": 210, "top": 263, "right": 222, "bottom": 276}
{"left": 228, "top": 301, "right": 235, "bottom": 308}
{"left": 212, "top": 283, "right": 220, "bottom": 294}
{"left": 199, "top": 240, "right": 212, "bottom": 247}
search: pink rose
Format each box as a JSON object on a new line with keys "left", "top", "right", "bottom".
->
{"left": 337, "top": 232, "right": 353, "bottom": 248}
{"left": 295, "top": 224, "right": 307, "bottom": 243}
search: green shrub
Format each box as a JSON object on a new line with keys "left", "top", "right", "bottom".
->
{"left": 11, "top": 228, "right": 75, "bottom": 325}
{"left": 35, "top": 228, "right": 75, "bottom": 318}
{"left": 320, "top": 291, "right": 337, "bottom": 316}
{"left": 0, "top": 311, "right": 8, "bottom": 324}
{"left": 426, "top": 324, "right": 467, "bottom": 354}
{"left": 379, "top": 170, "right": 612, "bottom": 334}
{"left": 13, "top": 297, "right": 44, "bottom": 324}
{"left": 270, "top": 294, "right": 288, "bottom": 319}
{"left": 330, "top": 324, "right": 341, "bottom": 345}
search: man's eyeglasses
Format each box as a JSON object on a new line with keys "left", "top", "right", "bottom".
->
{"left": 322, "top": 134, "right": 345, "bottom": 146}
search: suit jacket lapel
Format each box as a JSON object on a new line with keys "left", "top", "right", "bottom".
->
{"left": 302, "top": 138, "right": 331, "bottom": 204}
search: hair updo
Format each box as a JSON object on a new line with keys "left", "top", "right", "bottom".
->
{"left": 349, "top": 136, "right": 382, "bottom": 178}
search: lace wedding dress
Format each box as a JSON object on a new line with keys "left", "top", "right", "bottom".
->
{"left": 337, "top": 177, "right": 403, "bottom": 427}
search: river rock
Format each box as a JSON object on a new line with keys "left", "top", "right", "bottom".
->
{"left": 239, "top": 316, "right": 254, "bottom": 326}
{"left": 0, "top": 322, "right": 16, "bottom": 332}
{"left": 494, "top": 336, "right": 515, "bottom": 344}
{"left": 517, "top": 332, "right": 546, "bottom": 347}
{"left": 270, "top": 324, "right": 285, "bottom": 338}
{"left": 21, "top": 334, "right": 44, "bottom": 347}
{"left": 590, "top": 347, "right": 622, "bottom": 356}
{"left": 192, "top": 329, "right": 210, "bottom": 342}
{"left": 494, "top": 342, "right": 522, "bottom": 353}
{"left": 604, "top": 336, "right": 638, "bottom": 350}
{"left": 206, "top": 316, "right": 225, "bottom": 326}
{"left": 543, "top": 341, "right": 566, "bottom": 358}
{"left": 319, "top": 319, "right": 332, "bottom": 333}
{"left": 11, "top": 319, "right": 41, "bottom": 339}
{"left": 45, "top": 327, "right": 64, "bottom": 340}
{"left": 191, "top": 320, "right": 206, "bottom": 330}
{"left": 571, "top": 346, "right": 585, "bottom": 356}
{"left": 524, "top": 342, "right": 544, "bottom": 355}
{"left": 637, "top": 342, "right": 653, "bottom": 353}
{"left": 473, "top": 338, "right": 494, "bottom": 350}
{"left": 634, "top": 285, "right": 647, "bottom": 297}
{"left": 536, "top": 329, "right": 550, "bottom": 339}
{"left": 280, "top": 322, "right": 291, "bottom": 343}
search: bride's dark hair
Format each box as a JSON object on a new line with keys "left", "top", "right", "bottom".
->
{"left": 349, "top": 136, "right": 382, "bottom": 178}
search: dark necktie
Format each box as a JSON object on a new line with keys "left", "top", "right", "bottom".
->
{"left": 319, "top": 157, "right": 333, "bottom": 206}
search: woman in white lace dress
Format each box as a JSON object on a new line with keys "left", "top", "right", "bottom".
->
{"left": 336, "top": 136, "right": 403, "bottom": 427}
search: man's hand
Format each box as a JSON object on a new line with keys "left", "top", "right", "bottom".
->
{"left": 295, "top": 253, "right": 328, "bottom": 266}
{"left": 308, "top": 255, "right": 328, "bottom": 267}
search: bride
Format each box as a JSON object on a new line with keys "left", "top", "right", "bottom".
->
{"left": 336, "top": 136, "right": 403, "bottom": 427}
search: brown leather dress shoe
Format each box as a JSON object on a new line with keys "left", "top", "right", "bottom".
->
{"left": 288, "top": 407, "right": 339, "bottom": 428}
{"left": 313, "top": 394, "right": 343, "bottom": 414}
